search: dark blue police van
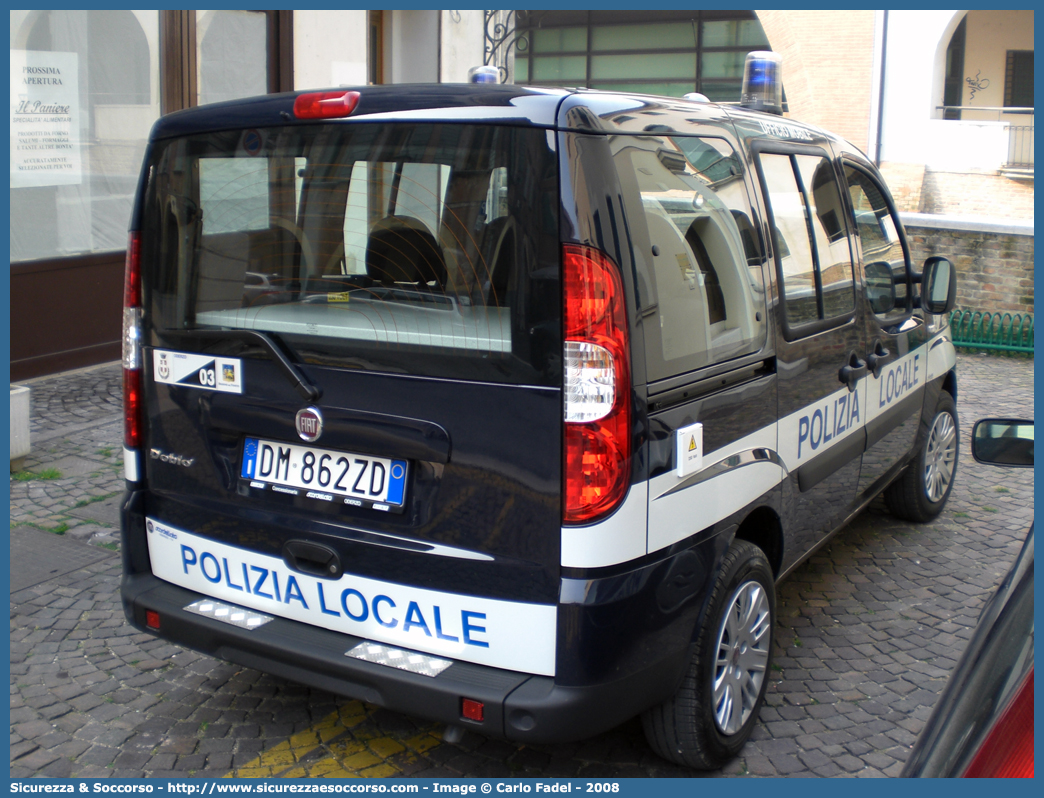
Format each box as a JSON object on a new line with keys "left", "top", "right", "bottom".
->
{"left": 120, "top": 55, "right": 959, "bottom": 768}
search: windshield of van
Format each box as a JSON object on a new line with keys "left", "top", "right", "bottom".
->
{"left": 140, "top": 123, "right": 560, "bottom": 386}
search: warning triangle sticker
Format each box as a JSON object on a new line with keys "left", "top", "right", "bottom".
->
{"left": 688, "top": 436, "right": 697, "bottom": 452}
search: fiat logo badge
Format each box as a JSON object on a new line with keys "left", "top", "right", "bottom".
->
{"left": 295, "top": 407, "right": 323, "bottom": 443}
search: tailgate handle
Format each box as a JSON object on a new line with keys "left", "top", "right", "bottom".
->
{"left": 283, "top": 540, "right": 342, "bottom": 579}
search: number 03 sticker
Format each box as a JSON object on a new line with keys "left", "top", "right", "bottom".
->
{"left": 154, "top": 350, "right": 243, "bottom": 394}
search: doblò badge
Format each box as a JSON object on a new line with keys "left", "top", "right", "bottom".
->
{"left": 676, "top": 422, "right": 703, "bottom": 478}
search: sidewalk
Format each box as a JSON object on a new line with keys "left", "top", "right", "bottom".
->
{"left": 10, "top": 361, "right": 124, "bottom": 552}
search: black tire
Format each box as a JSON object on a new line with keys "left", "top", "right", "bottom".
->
{"left": 884, "top": 391, "right": 959, "bottom": 522}
{"left": 642, "top": 540, "right": 775, "bottom": 770}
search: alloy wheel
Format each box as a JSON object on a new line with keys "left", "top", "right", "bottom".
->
{"left": 712, "top": 580, "right": 771, "bottom": 735}
{"left": 924, "top": 412, "right": 957, "bottom": 502}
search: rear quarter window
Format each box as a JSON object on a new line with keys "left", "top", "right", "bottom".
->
{"left": 612, "top": 133, "right": 768, "bottom": 380}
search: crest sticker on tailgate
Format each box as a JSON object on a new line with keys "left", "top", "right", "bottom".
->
{"left": 154, "top": 350, "right": 243, "bottom": 393}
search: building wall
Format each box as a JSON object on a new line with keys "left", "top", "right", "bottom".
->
{"left": 293, "top": 10, "right": 367, "bottom": 90}
{"left": 960, "top": 9, "right": 1034, "bottom": 119}
{"left": 384, "top": 10, "right": 440, "bottom": 84}
{"left": 921, "top": 171, "right": 1034, "bottom": 218}
{"left": 755, "top": 9, "right": 877, "bottom": 153}
{"left": 882, "top": 164, "right": 1034, "bottom": 218}
{"left": 906, "top": 225, "right": 1034, "bottom": 314}
{"left": 873, "top": 8, "right": 1034, "bottom": 231}
{"left": 880, "top": 10, "right": 1035, "bottom": 174}
{"left": 880, "top": 10, "right": 963, "bottom": 167}
{"left": 877, "top": 163, "right": 927, "bottom": 214}
{"left": 439, "top": 11, "right": 484, "bottom": 83}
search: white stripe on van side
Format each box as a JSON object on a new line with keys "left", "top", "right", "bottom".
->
{"left": 926, "top": 330, "right": 956, "bottom": 383}
{"left": 647, "top": 424, "right": 782, "bottom": 556}
{"left": 777, "top": 373, "right": 869, "bottom": 471}
{"left": 562, "top": 341, "right": 940, "bottom": 568}
{"left": 648, "top": 459, "right": 785, "bottom": 554}
{"left": 560, "top": 481, "right": 648, "bottom": 569}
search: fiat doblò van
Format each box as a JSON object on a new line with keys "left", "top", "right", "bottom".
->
{"left": 120, "top": 77, "right": 958, "bottom": 769}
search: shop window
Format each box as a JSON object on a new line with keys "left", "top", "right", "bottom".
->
{"left": 197, "top": 10, "right": 268, "bottom": 106}
{"left": 10, "top": 10, "right": 293, "bottom": 265}
{"left": 515, "top": 11, "right": 769, "bottom": 100}
{"left": 10, "top": 10, "right": 160, "bottom": 262}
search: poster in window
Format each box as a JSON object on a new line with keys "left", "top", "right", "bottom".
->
{"left": 9, "top": 50, "right": 82, "bottom": 188}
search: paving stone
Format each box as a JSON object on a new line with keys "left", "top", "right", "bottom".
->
{"left": 845, "top": 739, "right": 873, "bottom": 756}
{"left": 15, "top": 748, "right": 62, "bottom": 771}
{"left": 38, "top": 757, "right": 74, "bottom": 778}
{"left": 10, "top": 741, "right": 39, "bottom": 760}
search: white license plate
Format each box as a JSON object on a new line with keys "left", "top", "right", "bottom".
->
{"left": 241, "top": 438, "right": 407, "bottom": 508}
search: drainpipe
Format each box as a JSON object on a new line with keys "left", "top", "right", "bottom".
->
{"left": 437, "top": 10, "right": 443, "bottom": 83}
{"left": 875, "top": 9, "right": 888, "bottom": 167}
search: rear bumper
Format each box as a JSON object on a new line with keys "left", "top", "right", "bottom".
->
{"left": 120, "top": 484, "right": 712, "bottom": 742}
{"left": 121, "top": 572, "right": 686, "bottom": 743}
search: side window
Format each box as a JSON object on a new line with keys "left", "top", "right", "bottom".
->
{"left": 843, "top": 164, "right": 910, "bottom": 320}
{"left": 758, "top": 152, "right": 856, "bottom": 336}
{"left": 612, "top": 134, "right": 767, "bottom": 377}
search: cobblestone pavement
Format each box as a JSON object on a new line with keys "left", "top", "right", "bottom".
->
{"left": 10, "top": 363, "right": 125, "bottom": 549}
{"left": 10, "top": 354, "right": 1034, "bottom": 778}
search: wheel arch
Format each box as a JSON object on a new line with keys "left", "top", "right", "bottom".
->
{"left": 734, "top": 505, "right": 784, "bottom": 577}
{"left": 941, "top": 368, "right": 957, "bottom": 403}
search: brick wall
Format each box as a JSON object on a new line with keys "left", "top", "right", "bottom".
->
{"left": 879, "top": 163, "right": 1034, "bottom": 219}
{"left": 905, "top": 226, "right": 1034, "bottom": 314}
{"left": 878, "top": 163, "right": 927, "bottom": 213}
{"left": 921, "top": 171, "right": 1035, "bottom": 219}
{"left": 756, "top": 10, "right": 876, "bottom": 153}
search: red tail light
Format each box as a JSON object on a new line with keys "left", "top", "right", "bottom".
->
{"left": 562, "top": 244, "right": 632, "bottom": 523}
{"left": 293, "top": 91, "right": 360, "bottom": 120}
{"left": 963, "top": 668, "right": 1034, "bottom": 778}
{"left": 123, "top": 232, "right": 144, "bottom": 455}
{"left": 123, "top": 368, "right": 142, "bottom": 449}
{"left": 123, "top": 231, "right": 141, "bottom": 309}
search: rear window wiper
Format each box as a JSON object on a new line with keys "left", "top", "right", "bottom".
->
{"left": 161, "top": 328, "right": 321, "bottom": 402}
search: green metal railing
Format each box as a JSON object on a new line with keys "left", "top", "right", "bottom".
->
{"left": 949, "top": 309, "right": 1034, "bottom": 354}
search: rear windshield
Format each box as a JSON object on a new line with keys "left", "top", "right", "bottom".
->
{"left": 140, "top": 123, "right": 560, "bottom": 386}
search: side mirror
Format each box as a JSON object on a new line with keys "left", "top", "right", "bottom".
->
{"left": 865, "top": 261, "right": 897, "bottom": 314}
{"left": 972, "top": 419, "right": 1034, "bottom": 467}
{"left": 921, "top": 256, "right": 957, "bottom": 315}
